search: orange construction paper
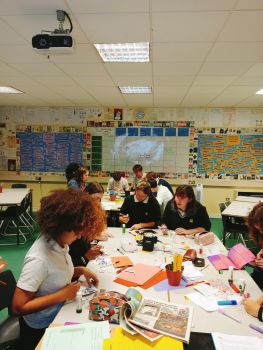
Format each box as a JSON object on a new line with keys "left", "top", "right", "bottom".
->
{"left": 111, "top": 256, "right": 133, "bottom": 268}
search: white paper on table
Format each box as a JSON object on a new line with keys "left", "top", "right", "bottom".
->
{"left": 186, "top": 292, "right": 218, "bottom": 312}
{"left": 182, "top": 261, "right": 204, "bottom": 282}
{"left": 212, "top": 332, "right": 262, "bottom": 350}
{"left": 193, "top": 283, "right": 218, "bottom": 296}
{"left": 41, "top": 321, "right": 110, "bottom": 350}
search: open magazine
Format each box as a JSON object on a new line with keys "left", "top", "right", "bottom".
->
{"left": 119, "top": 288, "right": 193, "bottom": 343}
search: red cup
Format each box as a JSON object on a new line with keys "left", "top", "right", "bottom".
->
{"left": 0, "top": 185, "right": 3, "bottom": 193}
{"left": 165, "top": 264, "right": 183, "bottom": 286}
{"left": 110, "top": 194, "right": 116, "bottom": 201}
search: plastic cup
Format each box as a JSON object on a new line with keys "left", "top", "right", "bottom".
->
{"left": 110, "top": 193, "right": 116, "bottom": 201}
{"left": 165, "top": 264, "right": 183, "bottom": 286}
{"left": 0, "top": 184, "right": 3, "bottom": 193}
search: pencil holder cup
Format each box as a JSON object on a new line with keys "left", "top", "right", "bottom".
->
{"left": 165, "top": 264, "right": 183, "bottom": 286}
{"left": 109, "top": 193, "right": 116, "bottom": 201}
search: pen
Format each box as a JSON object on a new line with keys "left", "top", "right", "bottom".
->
{"left": 218, "top": 308, "right": 242, "bottom": 323}
{"left": 217, "top": 300, "right": 238, "bottom": 305}
{"left": 185, "top": 281, "right": 208, "bottom": 287}
{"left": 249, "top": 323, "right": 263, "bottom": 335}
{"left": 117, "top": 248, "right": 124, "bottom": 255}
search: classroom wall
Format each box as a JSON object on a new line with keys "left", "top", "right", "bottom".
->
{"left": 0, "top": 105, "right": 262, "bottom": 216}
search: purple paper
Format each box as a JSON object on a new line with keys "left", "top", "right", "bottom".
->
{"left": 153, "top": 278, "right": 186, "bottom": 291}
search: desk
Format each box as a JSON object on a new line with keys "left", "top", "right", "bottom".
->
{"left": 0, "top": 188, "right": 31, "bottom": 245}
{"left": 50, "top": 228, "right": 262, "bottom": 345}
{"left": 235, "top": 196, "right": 263, "bottom": 203}
{"left": 0, "top": 188, "right": 30, "bottom": 206}
{"left": 222, "top": 200, "right": 258, "bottom": 218}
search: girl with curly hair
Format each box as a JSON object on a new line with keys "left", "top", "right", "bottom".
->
{"left": 243, "top": 202, "right": 263, "bottom": 322}
{"left": 12, "top": 188, "right": 106, "bottom": 350}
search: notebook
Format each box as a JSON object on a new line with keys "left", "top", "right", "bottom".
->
{"left": 208, "top": 243, "right": 255, "bottom": 270}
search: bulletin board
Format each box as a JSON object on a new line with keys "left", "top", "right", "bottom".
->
{"left": 17, "top": 132, "right": 83, "bottom": 172}
{"left": 197, "top": 134, "right": 263, "bottom": 176}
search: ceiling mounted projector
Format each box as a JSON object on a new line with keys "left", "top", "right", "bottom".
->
{"left": 32, "top": 10, "right": 74, "bottom": 54}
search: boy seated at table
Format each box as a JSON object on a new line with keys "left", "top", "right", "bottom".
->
{"left": 107, "top": 171, "right": 129, "bottom": 194}
{"left": 119, "top": 181, "right": 161, "bottom": 230}
{"left": 147, "top": 177, "right": 173, "bottom": 214}
{"left": 145, "top": 171, "right": 174, "bottom": 195}
{"left": 161, "top": 184, "right": 211, "bottom": 235}
{"left": 130, "top": 164, "right": 145, "bottom": 191}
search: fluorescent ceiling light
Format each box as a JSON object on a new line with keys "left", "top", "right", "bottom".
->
{"left": 0, "top": 86, "right": 23, "bottom": 94}
{"left": 94, "top": 42, "right": 149, "bottom": 62}
{"left": 119, "top": 86, "right": 152, "bottom": 94}
{"left": 256, "top": 89, "right": 263, "bottom": 95}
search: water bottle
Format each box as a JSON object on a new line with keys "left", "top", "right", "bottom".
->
{"left": 76, "top": 290, "right": 82, "bottom": 313}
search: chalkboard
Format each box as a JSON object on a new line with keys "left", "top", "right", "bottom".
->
{"left": 17, "top": 132, "right": 83, "bottom": 172}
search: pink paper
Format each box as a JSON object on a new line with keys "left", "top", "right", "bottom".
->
{"left": 116, "top": 263, "right": 161, "bottom": 285}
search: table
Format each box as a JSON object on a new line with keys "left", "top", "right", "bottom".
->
{"left": 235, "top": 196, "right": 263, "bottom": 203}
{"left": 49, "top": 228, "right": 262, "bottom": 348}
{"left": 222, "top": 200, "right": 258, "bottom": 218}
{"left": 0, "top": 188, "right": 30, "bottom": 206}
{"left": 0, "top": 188, "right": 31, "bottom": 244}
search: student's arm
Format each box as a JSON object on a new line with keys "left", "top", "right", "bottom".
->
{"left": 199, "top": 205, "right": 211, "bottom": 231}
{"left": 119, "top": 197, "right": 130, "bottom": 224}
{"left": 175, "top": 227, "right": 207, "bottom": 235}
{"left": 243, "top": 298, "right": 262, "bottom": 318}
{"left": 123, "top": 178, "right": 130, "bottom": 191}
{"left": 12, "top": 282, "right": 80, "bottom": 315}
{"left": 130, "top": 222, "right": 156, "bottom": 230}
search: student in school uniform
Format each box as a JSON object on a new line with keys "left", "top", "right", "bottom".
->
{"left": 147, "top": 177, "right": 173, "bottom": 214}
{"left": 130, "top": 164, "right": 145, "bottom": 191}
{"left": 119, "top": 180, "right": 161, "bottom": 230}
{"left": 12, "top": 189, "right": 106, "bottom": 350}
{"left": 145, "top": 171, "right": 174, "bottom": 195}
{"left": 245, "top": 202, "right": 263, "bottom": 290}
{"left": 69, "top": 182, "right": 110, "bottom": 267}
{"left": 162, "top": 184, "right": 211, "bottom": 235}
{"left": 107, "top": 171, "right": 130, "bottom": 193}
{"left": 65, "top": 162, "right": 80, "bottom": 183}
{"left": 67, "top": 165, "right": 89, "bottom": 191}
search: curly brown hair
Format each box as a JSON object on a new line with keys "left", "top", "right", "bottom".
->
{"left": 247, "top": 202, "right": 263, "bottom": 246}
{"left": 37, "top": 188, "right": 106, "bottom": 241}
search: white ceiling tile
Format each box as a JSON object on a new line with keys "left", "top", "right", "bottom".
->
{"left": 154, "top": 75, "right": 194, "bottom": 87}
{"left": 34, "top": 76, "right": 77, "bottom": 87}
{"left": 154, "top": 86, "right": 189, "bottom": 106}
{"left": 0, "top": 63, "right": 25, "bottom": 77}
{"left": 112, "top": 76, "right": 152, "bottom": 86}
{"left": 57, "top": 63, "right": 108, "bottom": 76}
{"left": 154, "top": 62, "right": 202, "bottom": 75}
{"left": 218, "top": 11, "right": 263, "bottom": 41}
{"left": 208, "top": 86, "right": 260, "bottom": 106}
{"left": 75, "top": 13, "right": 150, "bottom": 43}
{"left": 76, "top": 76, "right": 115, "bottom": 87}
{"left": 13, "top": 63, "right": 66, "bottom": 76}
{"left": 233, "top": 76, "right": 263, "bottom": 85}
{"left": 235, "top": 0, "right": 263, "bottom": 10}
{"left": 153, "top": 42, "right": 212, "bottom": 62}
{"left": 152, "top": 0, "right": 236, "bottom": 11}
{"left": 199, "top": 62, "right": 253, "bottom": 75}
{"left": 236, "top": 95, "right": 263, "bottom": 107}
{"left": 152, "top": 12, "right": 228, "bottom": 42}
{"left": 193, "top": 76, "right": 238, "bottom": 86}
{"left": 0, "top": 44, "right": 48, "bottom": 63}
{"left": 0, "top": 19, "right": 28, "bottom": 45}
{"left": 122, "top": 95, "right": 153, "bottom": 107}
{"left": 105, "top": 63, "right": 152, "bottom": 76}
{"left": 182, "top": 86, "right": 226, "bottom": 106}
{"left": 206, "top": 42, "right": 263, "bottom": 62}
{"left": 84, "top": 86, "right": 125, "bottom": 106}
{"left": 0, "top": 1, "right": 70, "bottom": 15}
{"left": 67, "top": 0, "right": 149, "bottom": 13}
{"left": 242, "top": 63, "right": 263, "bottom": 77}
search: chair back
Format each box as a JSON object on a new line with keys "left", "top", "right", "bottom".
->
{"left": 11, "top": 184, "right": 27, "bottom": 188}
{"left": 0, "top": 270, "right": 17, "bottom": 315}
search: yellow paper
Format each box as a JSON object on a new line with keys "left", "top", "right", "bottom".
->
{"left": 103, "top": 327, "right": 183, "bottom": 350}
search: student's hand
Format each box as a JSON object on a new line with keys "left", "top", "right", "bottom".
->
{"left": 130, "top": 223, "right": 143, "bottom": 230}
{"left": 82, "top": 268, "right": 99, "bottom": 288}
{"left": 255, "top": 249, "right": 263, "bottom": 268}
{"left": 158, "top": 224, "right": 168, "bottom": 235}
{"left": 85, "top": 245, "right": 103, "bottom": 260}
{"left": 95, "top": 228, "right": 110, "bottom": 241}
{"left": 243, "top": 298, "right": 261, "bottom": 317}
{"left": 63, "top": 281, "right": 81, "bottom": 300}
{"left": 175, "top": 227, "right": 189, "bottom": 235}
{"left": 119, "top": 214, "right": 129, "bottom": 224}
